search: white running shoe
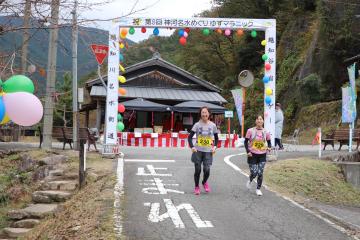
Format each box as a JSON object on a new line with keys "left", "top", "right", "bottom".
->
{"left": 256, "top": 189, "right": 263, "bottom": 196}
{"left": 246, "top": 180, "right": 251, "bottom": 190}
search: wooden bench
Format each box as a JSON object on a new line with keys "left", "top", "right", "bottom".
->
{"left": 39, "top": 127, "right": 98, "bottom": 151}
{"left": 322, "top": 129, "right": 360, "bottom": 151}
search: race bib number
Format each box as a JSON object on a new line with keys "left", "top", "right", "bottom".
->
{"left": 252, "top": 140, "right": 267, "bottom": 151}
{"left": 198, "top": 136, "right": 212, "bottom": 147}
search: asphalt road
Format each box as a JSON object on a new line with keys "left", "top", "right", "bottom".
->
{"left": 119, "top": 147, "right": 352, "bottom": 240}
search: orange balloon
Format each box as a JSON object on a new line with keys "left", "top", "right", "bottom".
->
{"left": 120, "top": 28, "right": 128, "bottom": 36}
{"left": 118, "top": 88, "right": 127, "bottom": 96}
{"left": 216, "top": 28, "right": 222, "bottom": 34}
{"left": 236, "top": 29, "right": 244, "bottom": 36}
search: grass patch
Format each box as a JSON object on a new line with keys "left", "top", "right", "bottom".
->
{"left": 0, "top": 150, "right": 46, "bottom": 229}
{"left": 265, "top": 158, "right": 360, "bottom": 206}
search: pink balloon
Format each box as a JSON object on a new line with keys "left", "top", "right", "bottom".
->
{"left": 4, "top": 92, "right": 43, "bottom": 126}
{"left": 225, "top": 29, "right": 231, "bottom": 36}
{"left": 183, "top": 32, "right": 188, "bottom": 38}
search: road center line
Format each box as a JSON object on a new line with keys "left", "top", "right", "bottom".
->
{"left": 223, "top": 153, "right": 356, "bottom": 239}
{"left": 125, "top": 159, "right": 176, "bottom": 163}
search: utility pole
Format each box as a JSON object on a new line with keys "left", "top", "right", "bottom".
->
{"left": 21, "top": 0, "right": 31, "bottom": 74}
{"left": 42, "top": 0, "right": 60, "bottom": 149}
{"left": 13, "top": 0, "right": 32, "bottom": 142}
{"left": 72, "top": 0, "right": 79, "bottom": 150}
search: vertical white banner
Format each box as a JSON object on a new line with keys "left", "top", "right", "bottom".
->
{"left": 265, "top": 23, "right": 276, "bottom": 145}
{"left": 105, "top": 25, "right": 119, "bottom": 144}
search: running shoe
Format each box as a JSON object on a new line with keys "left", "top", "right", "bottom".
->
{"left": 194, "top": 186, "right": 201, "bottom": 195}
{"left": 256, "top": 189, "right": 263, "bottom": 196}
{"left": 246, "top": 180, "right": 252, "bottom": 190}
{"left": 203, "top": 182, "right": 211, "bottom": 193}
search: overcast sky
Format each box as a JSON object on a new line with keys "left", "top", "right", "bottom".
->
{"left": 80, "top": 0, "right": 213, "bottom": 42}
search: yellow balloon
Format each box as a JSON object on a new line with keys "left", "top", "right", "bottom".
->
{"left": 0, "top": 114, "right": 10, "bottom": 125}
{"left": 119, "top": 43, "right": 125, "bottom": 49}
{"left": 261, "top": 40, "right": 267, "bottom": 46}
{"left": 118, "top": 76, "right": 126, "bottom": 84}
{"left": 265, "top": 87, "right": 273, "bottom": 96}
{"left": 119, "top": 64, "right": 125, "bottom": 73}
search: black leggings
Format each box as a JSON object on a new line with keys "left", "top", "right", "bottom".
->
{"left": 249, "top": 162, "right": 266, "bottom": 189}
{"left": 275, "top": 138, "right": 283, "bottom": 148}
{"left": 194, "top": 163, "right": 210, "bottom": 187}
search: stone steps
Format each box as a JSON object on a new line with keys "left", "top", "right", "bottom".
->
{"left": 41, "top": 180, "right": 78, "bottom": 191}
{"left": 11, "top": 219, "right": 40, "bottom": 228}
{"left": 32, "top": 190, "right": 72, "bottom": 203}
{"left": 3, "top": 228, "right": 32, "bottom": 238}
{"left": 0, "top": 154, "right": 77, "bottom": 239}
{"left": 49, "top": 169, "right": 64, "bottom": 177}
{"left": 8, "top": 204, "right": 58, "bottom": 220}
{"left": 45, "top": 173, "right": 78, "bottom": 181}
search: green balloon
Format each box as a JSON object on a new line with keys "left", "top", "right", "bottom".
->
{"left": 3, "top": 75, "right": 34, "bottom": 93}
{"left": 262, "top": 54, "right": 268, "bottom": 61}
{"left": 117, "top": 113, "right": 123, "bottom": 121}
{"left": 203, "top": 28, "right": 210, "bottom": 36}
{"left": 117, "top": 121, "right": 125, "bottom": 132}
{"left": 129, "top": 27, "right": 135, "bottom": 35}
{"left": 251, "top": 30, "right": 257, "bottom": 38}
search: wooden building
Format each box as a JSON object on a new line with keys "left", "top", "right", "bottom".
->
{"left": 81, "top": 53, "right": 227, "bottom": 133}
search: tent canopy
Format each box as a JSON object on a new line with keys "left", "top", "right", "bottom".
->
{"left": 173, "top": 101, "right": 226, "bottom": 114}
{"left": 120, "top": 98, "right": 171, "bottom": 112}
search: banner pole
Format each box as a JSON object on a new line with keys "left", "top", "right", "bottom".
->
{"left": 241, "top": 88, "right": 246, "bottom": 138}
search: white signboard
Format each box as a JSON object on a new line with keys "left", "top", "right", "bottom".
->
{"left": 104, "top": 25, "right": 119, "bottom": 145}
{"left": 224, "top": 111, "right": 233, "bottom": 118}
{"left": 115, "top": 17, "right": 275, "bottom": 30}
{"left": 102, "top": 144, "right": 120, "bottom": 155}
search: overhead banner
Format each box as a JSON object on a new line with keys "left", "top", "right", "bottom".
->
{"left": 348, "top": 63, "right": 357, "bottom": 97}
{"left": 231, "top": 88, "right": 243, "bottom": 126}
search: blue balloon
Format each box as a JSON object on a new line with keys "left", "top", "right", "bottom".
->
{"left": 178, "top": 29, "right": 184, "bottom": 36}
{"left": 263, "top": 76, "right": 270, "bottom": 84}
{"left": 265, "top": 96, "right": 272, "bottom": 105}
{"left": 153, "top": 28, "right": 159, "bottom": 36}
{"left": 0, "top": 97, "right": 5, "bottom": 123}
{"left": 119, "top": 53, "right": 124, "bottom": 62}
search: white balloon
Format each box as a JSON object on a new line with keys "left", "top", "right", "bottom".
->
{"left": 28, "top": 65, "right": 36, "bottom": 73}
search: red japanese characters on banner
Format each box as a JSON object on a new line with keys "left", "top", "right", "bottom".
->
{"left": 90, "top": 44, "right": 109, "bottom": 65}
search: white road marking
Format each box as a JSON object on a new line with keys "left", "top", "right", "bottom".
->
{"left": 125, "top": 159, "right": 176, "bottom": 163}
{"left": 144, "top": 199, "right": 213, "bottom": 228}
{"left": 141, "top": 178, "right": 184, "bottom": 195}
{"left": 137, "top": 165, "right": 172, "bottom": 177}
{"left": 224, "top": 153, "right": 358, "bottom": 239}
{"left": 114, "top": 156, "right": 124, "bottom": 237}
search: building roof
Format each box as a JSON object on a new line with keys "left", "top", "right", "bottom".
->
{"left": 90, "top": 85, "right": 227, "bottom": 104}
{"left": 86, "top": 54, "right": 222, "bottom": 93}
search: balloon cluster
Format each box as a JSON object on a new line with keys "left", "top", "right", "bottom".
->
{"left": 178, "top": 28, "right": 190, "bottom": 46}
{"left": 117, "top": 30, "right": 129, "bottom": 132}
{"left": 117, "top": 104, "right": 125, "bottom": 132}
{"left": 0, "top": 75, "right": 43, "bottom": 126}
{"left": 261, "top": 38, "right": 273, "bottom": 106}
{"left": 204, "top": 28, "right": 248, "bottom": 38}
